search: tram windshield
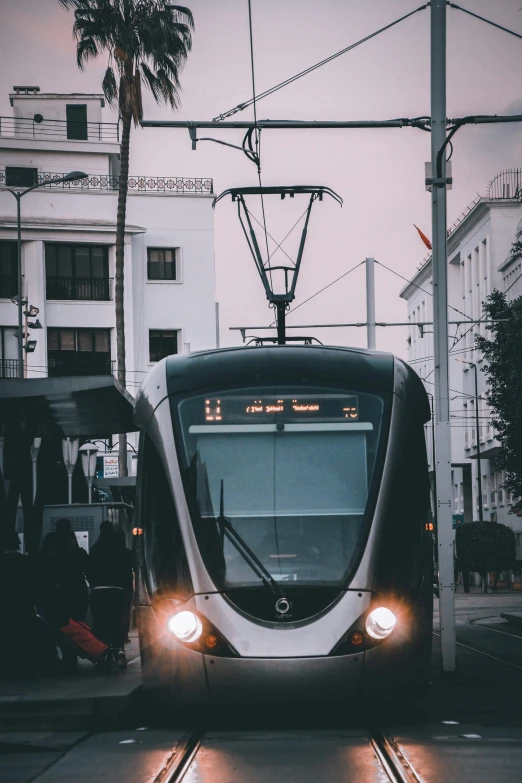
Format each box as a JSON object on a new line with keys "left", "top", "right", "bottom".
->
{"left": 176, "top": 387, "right": 385, "bottom": 589}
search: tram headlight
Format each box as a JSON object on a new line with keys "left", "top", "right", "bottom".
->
{"left": 365, "top": 607, "right": 397, "bottom": 640}
{"left": 167, "top": 610, "right": 203, "bottom": 643}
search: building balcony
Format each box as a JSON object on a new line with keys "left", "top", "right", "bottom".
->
{"left": 48, "top": 354, "right": 114, "bottom": 377}
{"left": 0, "top": 115, "right": 119, "bottom": 144}
{"left": 0, "top": 169, "right": 213, "bottom": 195}
{"left": 0, "top": 358, "right": 18, "bottom": 378}
{"left": 46, "top": 276, "right": 113, "bottom": 301}
{"left": 0, "top": 275, "right": 18, "bottom": 299}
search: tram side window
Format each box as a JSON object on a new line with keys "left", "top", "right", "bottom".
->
{"left": 142, "top": 434, "right": 191, "bottom": 597}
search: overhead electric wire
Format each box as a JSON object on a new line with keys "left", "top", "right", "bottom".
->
{"left": 213, "top": 4, "right": 429, "bottom": 121}
{"left": 449, "top": 3, "right": 522, "bottom": 42}
{"left": 286, "top": 260, "right": 366, "bottom": 317}
{"left": 449, "top": 269, "right": 522, "bottom": 352}
{"left": 246, "top": 0, "right": 272, "bottom": 293}
{"left": 375, "top": 259, "right": 474, "bottom": 323}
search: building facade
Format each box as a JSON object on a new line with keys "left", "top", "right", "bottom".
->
{"left": 400, "top": 169, "right": 522, "bottom": 558}
{"left": 0, "top": 87, "right": 216, "bottom": 474}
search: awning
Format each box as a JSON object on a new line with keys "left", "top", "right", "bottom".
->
{"left": 0, "top": 376, "right": 136, "bottom": 437}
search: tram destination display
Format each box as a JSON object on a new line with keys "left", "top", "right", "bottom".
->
{"left": 204, "top": 394, "right": 358, "bottom": 423}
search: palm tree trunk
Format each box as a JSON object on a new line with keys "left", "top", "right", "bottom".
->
{"left": 116, "top": 112, "right": 131, "bottom": 477}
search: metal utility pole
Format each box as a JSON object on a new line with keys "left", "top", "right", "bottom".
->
{"left": 471, "top": 362, "right": 484, "bottom": 523}
{"left": 16, "top": 196, "right": 23, "bottom": 377}
{"left": 431, "top": 0, "right": 456, "bottom": 671}
{"left": 365, "top": 257, "right": 376, "bottom": 350}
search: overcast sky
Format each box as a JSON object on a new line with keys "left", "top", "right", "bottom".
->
{"left": 1, "top": 0, "right": 522, "bottom": 356}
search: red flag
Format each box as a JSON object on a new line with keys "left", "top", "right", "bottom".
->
{"left": 414, "top": 224, "right": 432, "bottom": 250}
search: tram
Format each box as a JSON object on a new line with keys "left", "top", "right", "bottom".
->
{"left": 134, "top": 345, "right": 433, "bottom": 704}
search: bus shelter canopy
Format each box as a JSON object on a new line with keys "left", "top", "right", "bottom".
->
{"left": 0, "top": 376, "right": 136, "bottom": 438}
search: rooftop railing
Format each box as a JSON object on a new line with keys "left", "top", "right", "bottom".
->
{"left": 0, "top": 170, "right": 213, "bottom": 195}
{"left": 0, "top": 115, "right": 119, "bottom": 143}
{"left": 486, "top": 168, "right": 522, "bottom": 200}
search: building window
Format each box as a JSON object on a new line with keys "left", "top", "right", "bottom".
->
{"left": 5, "top": 166, "right": 38, "bottom": 187}
{"left": 0, "top": 241, "right": 18, "bottom": 299}
{"left": 0, "top": 325, "right": 18, "bottom": 378}
{"left": 45, "top": 243, "right": 111, "bottom": 300}
{"left": 149, "top": 329, "right": 179, "bottom": 362}
{"left": 147, "top": 248, "right": 178, "bottom": 281}
{"left": 48, "top": 327, "right": 111, "bottom": 376}
{"left": 66, "top": 104, "right": 88, "bottom": 140}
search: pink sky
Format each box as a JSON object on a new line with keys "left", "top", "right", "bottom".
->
{"left": 1, "top": 0, "right": 522, "bottom": 356}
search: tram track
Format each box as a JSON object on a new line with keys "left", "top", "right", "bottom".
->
{"left": 370, "top": 730, "right": 423, "bottom": 783}
{"left": 154, "top": 731, "right": 204, "bottom": 783}
{"left": 153, "top": 728, "right": 423, "bottom": 783}
{"left": 433, "top": 629, "right": 522, "bottom": 672}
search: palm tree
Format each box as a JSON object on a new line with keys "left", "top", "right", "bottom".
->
{"left": 59, "top": 0, "right": 193, "bottom": 474}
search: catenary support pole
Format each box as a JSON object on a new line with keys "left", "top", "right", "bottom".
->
{"left": 431, "top": 0, "right": 456, "bottom": 671}
{"left": 474, "top": 363, "right": 484, "bottom": 523}
{"left": 215, "top": 302, "right": 220, "bottom": 348}
{"left": 16, "top": 194, "right": 23, "bottom": 378}
{"left": 365, "top": 257, "right": 376, "bottom": 350}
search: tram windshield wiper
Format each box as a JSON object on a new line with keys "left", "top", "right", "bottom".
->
{"left": 215, "top": 480, "right": 282, "bottom": 597}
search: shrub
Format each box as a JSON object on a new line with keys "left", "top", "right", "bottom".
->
{"left": 456, "top": 522, "right": 516, "bottom": 586}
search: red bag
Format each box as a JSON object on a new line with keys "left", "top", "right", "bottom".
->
{"left": 59, "top": 619, "right": 108, "bottom": 662}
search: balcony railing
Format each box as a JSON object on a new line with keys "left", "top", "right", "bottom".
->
{"left": 0, "top": 358, "right": 18, "bottom": 378}
{"left": 0, "top": 170, "right": 213, "bottom": 195}
{"left": 46, "top": 276, "right": 113, "bottom": 301}
{"left": 48, "top": 355, "right": 114, "bottom": 377}
{"left": 0, "top": 275, "right": 18, "bottom": 299}
{"left": 0, "top": 115, "right": 119, "bottom": 143}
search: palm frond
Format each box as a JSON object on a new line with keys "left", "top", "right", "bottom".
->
{"left": 59, "top": 0, "right": 194, "bottom": 116}
{"left": 102, "top": 65, "right": 118, "bottom": 107}
{"left": 76, "top": 36, "right": 99, "bottom": 69}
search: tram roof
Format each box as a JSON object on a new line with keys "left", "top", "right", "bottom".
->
{"left": 165, "top": 345, "right": 396, "bottom": 394}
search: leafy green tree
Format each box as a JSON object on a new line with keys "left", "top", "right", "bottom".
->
{"left": 456, "top": 521, "right": 515, "bottom": 592}
{"left": 59, "top": 0, "right": 194, "bottom": 474}
{"left": 475, "top": 285, "right": 522, "bottom": 512}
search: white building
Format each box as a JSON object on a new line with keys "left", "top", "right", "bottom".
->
{"left": 0, "top": 86, "right": 216, "bottom": 473}
{"left": 400, "top": 169, "right": 522, "bottom": 557}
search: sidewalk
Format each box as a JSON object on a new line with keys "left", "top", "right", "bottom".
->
{"left": 0, "top": 631, "right": 142, "bottom": 731}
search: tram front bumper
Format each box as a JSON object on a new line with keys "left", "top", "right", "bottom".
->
{"left": 203, "top": 652, "right": 364, "bottom": 704}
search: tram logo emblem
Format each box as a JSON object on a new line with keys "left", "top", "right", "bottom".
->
{"left": 275, "top": 597, "right": 291, "bottom": 615}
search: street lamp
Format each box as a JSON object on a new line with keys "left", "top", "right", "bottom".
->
{"left": 2, "top": 170, "right": 88, "bottom": 378}
{"left": 456, "top": 359, "right": 484, "bottom": 523}
{"left": 62, "top": 437, "right": 80, "bottom": 505}
{"left": 30, "top": 437, "right": 42, "bottom": 503}
{"left": 80, "top": 442, "right": 98, "bottom": 504}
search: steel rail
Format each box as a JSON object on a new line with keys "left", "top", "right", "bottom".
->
{"left": 371, "top": 730, "right": 423, "bottom": 783}
{"left": 153, "top": 731, "right": 204, "bottom": 783}
{"left": 433, "top": 630, "right": 522, "bottom": 672}
{"left": 468, "top": 616, "right": 522, "bottom": 642}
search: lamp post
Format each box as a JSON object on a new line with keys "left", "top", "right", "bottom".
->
{"left": 30, "top": 437, "right": 42, "bottom": 503}
{"left": 62, "top": 437, "right": 80, "bottom": 505}
{"left": 3, "top": 170, "right": 88, "bottom": 378}
{"left": 456, "top": 359, "right": 484, "bottom": 523}
{"left": 80, "top": 442, "right": 98, "bottom": 504}
{"left": 424, "top": 391, "right": 438, "bottom": 532}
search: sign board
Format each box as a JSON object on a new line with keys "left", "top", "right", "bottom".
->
{"left": 452, "top": 513, "right": 464, "bottom": 530}
{"left": 75, "top": 531, "right": 89, "bottom": 553}
{"left": 103, "top": 455, "right": 119, "bottom": 478}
